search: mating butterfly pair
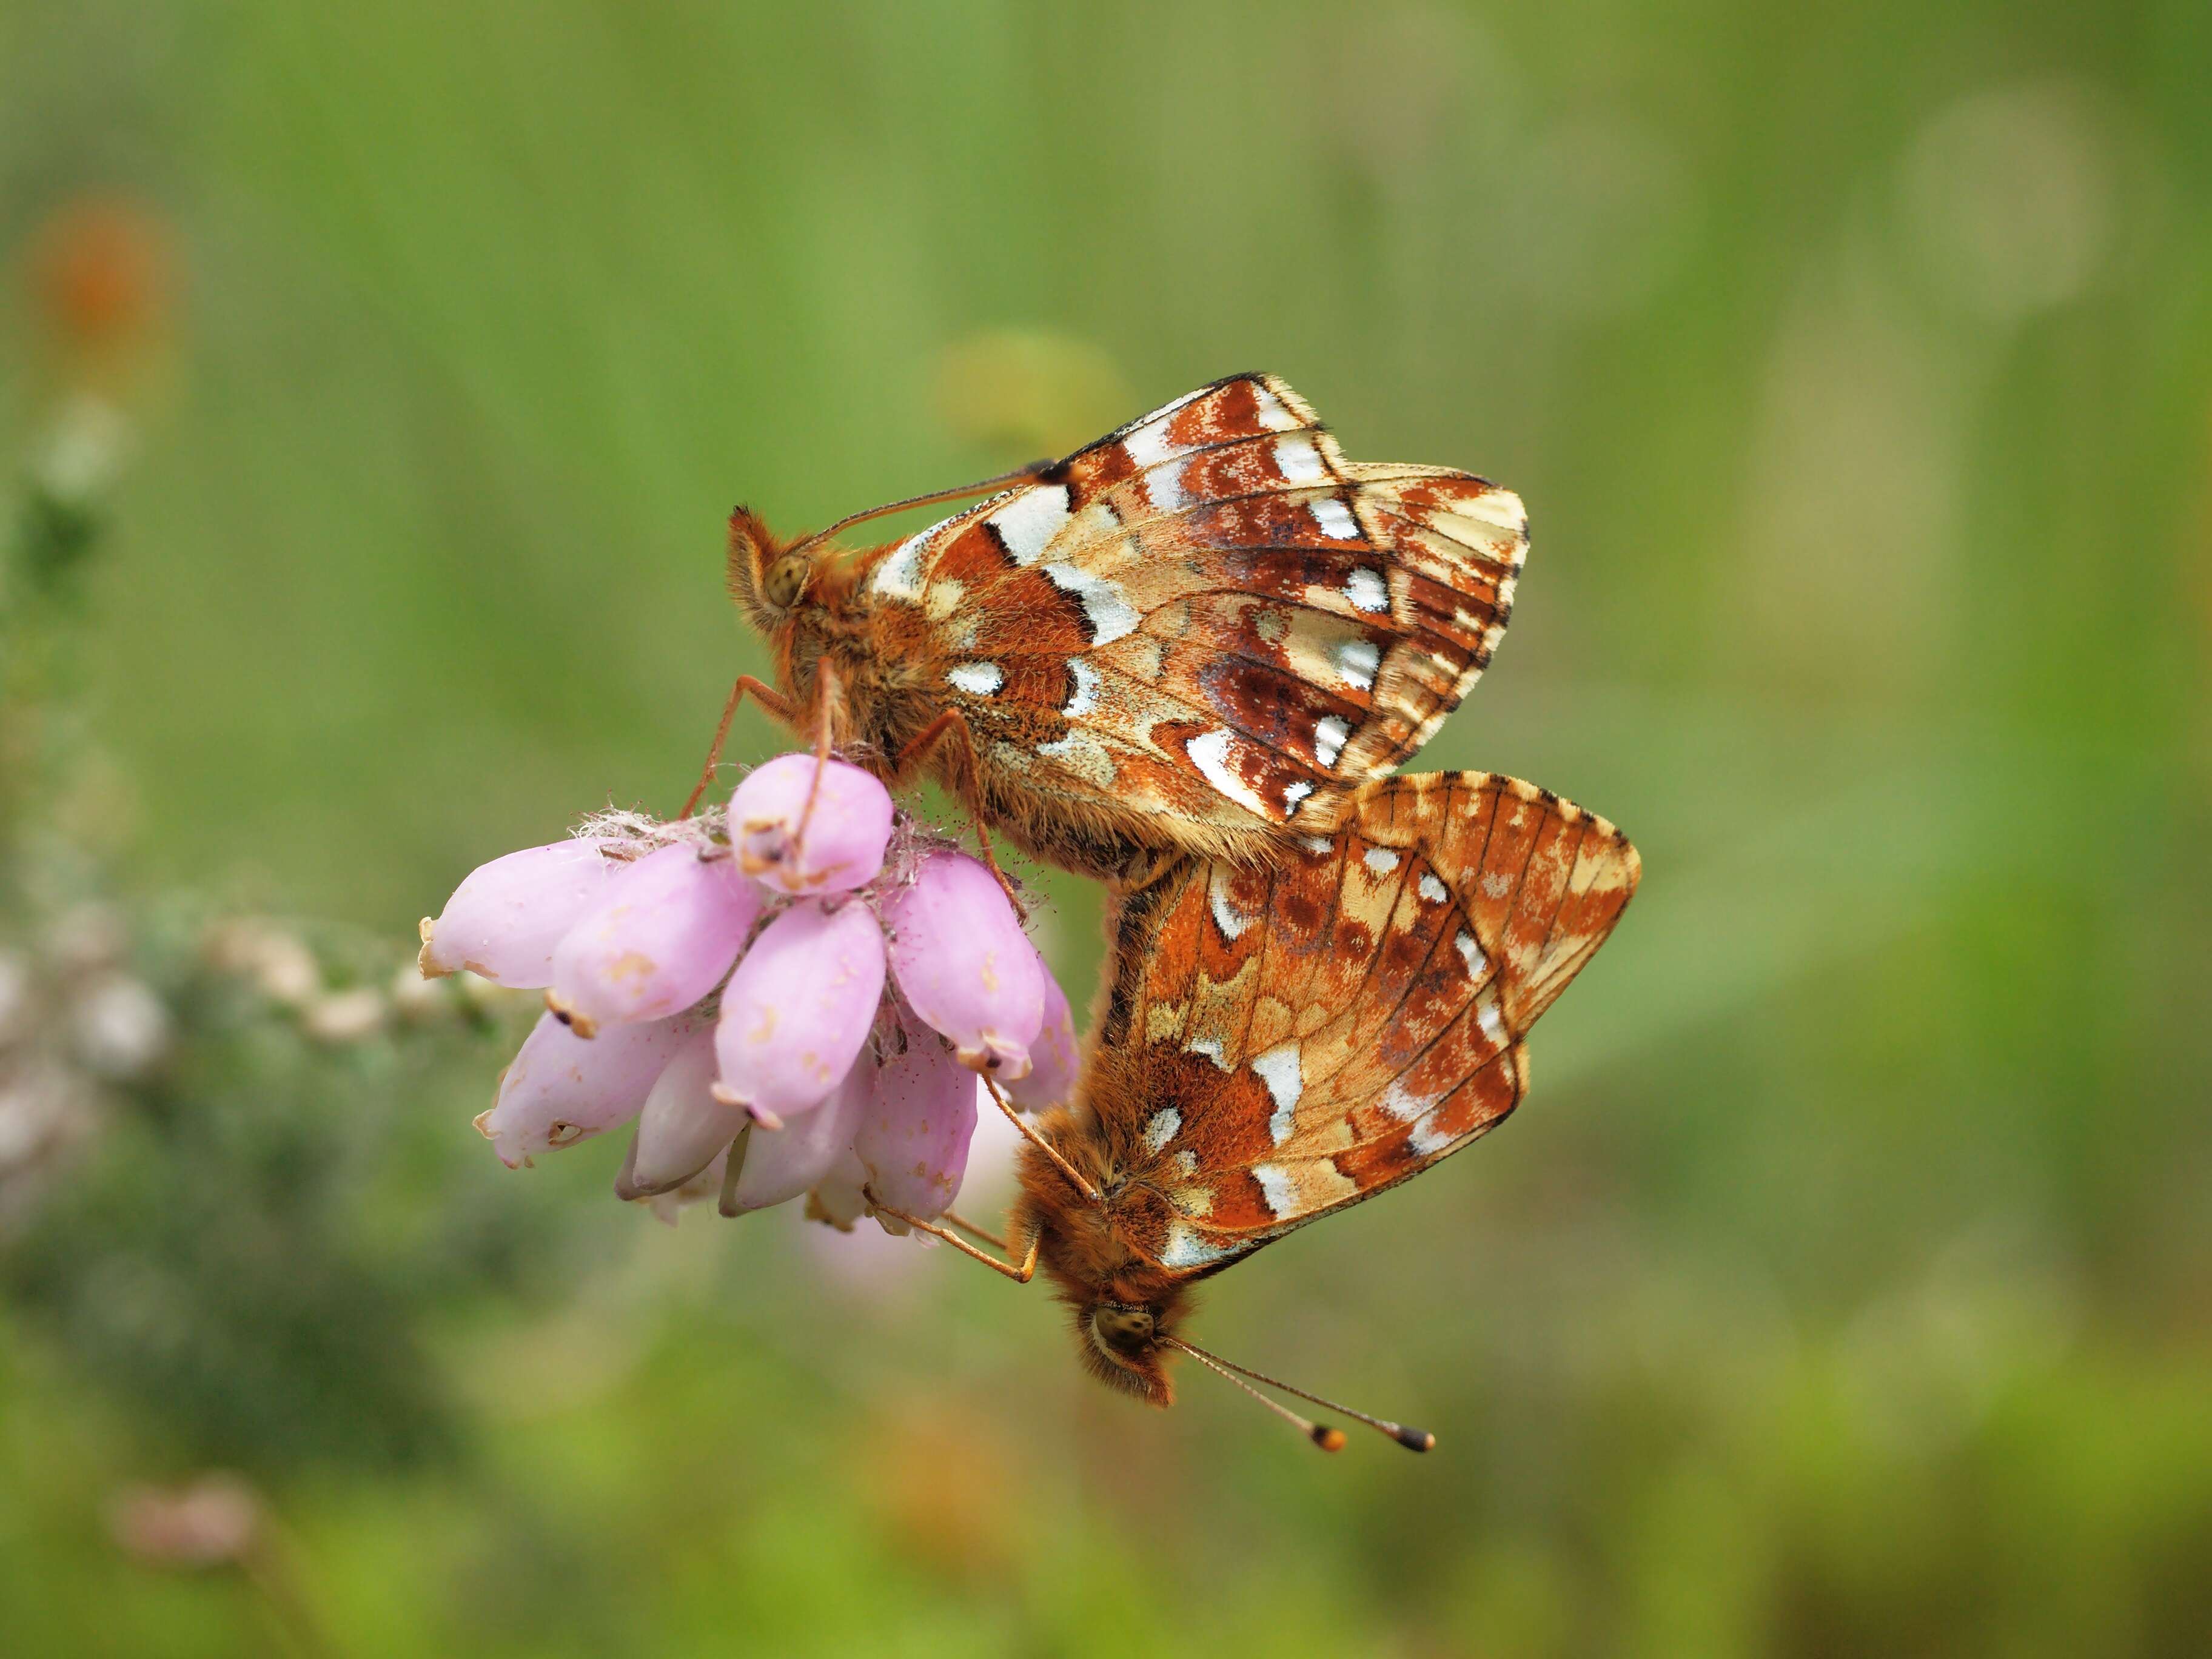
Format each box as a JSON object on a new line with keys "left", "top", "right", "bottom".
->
{"left": 720, "top": 374, "right": 1637, "bottom": 1450}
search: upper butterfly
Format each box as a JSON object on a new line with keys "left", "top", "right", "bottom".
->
{"left": 723, "top": 374, "right": 1527, "bottom": 884}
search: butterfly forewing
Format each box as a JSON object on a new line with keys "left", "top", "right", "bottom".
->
{"left": 1092, "top": 773, "right": 1637, "bottom": 1273}
{"left": 864, "top": 375, "right": 1529, "bottom": 850}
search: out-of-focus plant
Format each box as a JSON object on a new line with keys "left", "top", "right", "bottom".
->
{"left": 0, "top": 200, "right": 570, "bottom": 1477}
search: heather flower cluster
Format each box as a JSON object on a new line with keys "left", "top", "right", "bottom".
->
{"left": 420, "top": 755, "right": 1078, "bottom": 1230}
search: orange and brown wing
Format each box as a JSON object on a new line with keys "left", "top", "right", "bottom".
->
{"left": 861, "top": 375, "right": 1527, "bottom": 840}
{"left": 1084, "top": 773, "right": 1638, "bottom": 1273}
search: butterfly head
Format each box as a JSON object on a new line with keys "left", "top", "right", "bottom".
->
{"left": 727, "top": 506, "right": 814, "bottom": 629}
{"left": 1075, "top": 1291, "right": 1190, "bottom": 1406}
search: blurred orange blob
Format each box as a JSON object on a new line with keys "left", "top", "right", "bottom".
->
{"left": 23, "top": 197, "right": 175, "bottom": 387}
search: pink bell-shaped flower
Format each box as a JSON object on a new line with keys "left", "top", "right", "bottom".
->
{"left": 882, "top": 851, "right": 1044, "bottom": 1079}
{"left": 475, "top": 1007, "right": 704, "bottom": 1167}
{"left": 419, "top": 840, "right": 615, "bottom": 986}
{"left": 728, "top": 754, "right": 894, "bottom": 896}
{"left": 713, "top": 898, "right": 885, "bottom": 1127}
{"left": 1004, "top": 959, "right": 1079, "bottom": 1113}
{"left": 547, "top": 842, "right": 762, "bottom": 1036}
{"left": 722, "top": 1054, "right": 870, "bottom": 1215}
{"left": 853, "top": 1024, "right": 978, "bottom": 1225}
{"left": 805, "top": 1147, "right": 873, "bottom": 1231}
{"left": 617, "top": 1025, "right": 745, "bottom": 1197}
{"left": 643, "top": 1147, "right": 728, "bottom": 1227}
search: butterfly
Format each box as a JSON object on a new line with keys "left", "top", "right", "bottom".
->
{"left": 715, "top": 374, "right": 1528, "bottom": 885}
{"left": 863, "top": 769, "right": 1639, "bottom": 1450}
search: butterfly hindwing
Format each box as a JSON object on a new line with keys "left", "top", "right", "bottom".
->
{"left": 1090, "top": 773, "right": 1638, "bottom": 1273}
{"left": 866, "top": 376, "right": 1528, "bottom": 845}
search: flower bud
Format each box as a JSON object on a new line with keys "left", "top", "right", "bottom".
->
{"left": 882, "top": 852, "right": 1044, "bottom": 1079}
{"left": 722, "top": 1053, "right": 869, "bottom": 1215}
{"left": 714, "top": 898, "right": 885, "bottom": 1125}
{"left": 854, "top": 1026, "right": 977, "bottom": 1224}
{"left": 476, "top": 1008, "right": 702, "bottom": 1167}
{"left": 729, "top": 754, "right": 894, "bottom": 895}
{"left": 1003, "top": 957, "right": 1078, "bottom": 1112}
{"left": 618, "top": 1025, "right": 745, "bottom": 1197}
{"left": 420, "top": 840, "right": 616, "bottom": 986}
{"left": 548, "top": 843, "right": 762, "bottom": 1034}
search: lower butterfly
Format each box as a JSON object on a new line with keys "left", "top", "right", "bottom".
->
{"left": 862, "top": 770, "right": 1639, "bottom": 1451}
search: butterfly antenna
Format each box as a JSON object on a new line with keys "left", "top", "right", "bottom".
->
{"left": 786, "top": 461, "right": 1054, "bottom": 560}
{"left": 1164, "top": 1335, "right": 1435, "bottom": 1453}
{"left": 1163, "top": 1335, "right": 1346, "bottom": 1452}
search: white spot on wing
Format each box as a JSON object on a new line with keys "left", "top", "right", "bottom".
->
{"left": 1344, "top": 566, "right": 1389, "bottom": 612}
{"left": 1251, "top": 382, "right": 1299, "bottom": 431}
{"left": 1062, "top": 659, "right": 1100, "bottom": 717}
{"left": 1160, "top": 1222, "right": 1236, "bottom": 1269}
{"left": 947, "top": 662, "right": 1004, "bottom": 696}
{"left": 1141, "top": 1108, "right": 1182, "bottom": 1153}
{"left": 1455, "top": 930, "right": 1488, "bottom": 979}
{"left": 1207, "top": 866, "right": 1250, "bottom": 941}
{"left": 987, "top": 484, "right": 1072, "bottom": 565}
{"left": 1122, "top": 388, "right": 1205, "bottom": 468}
{"left": 1042, "top": 564, "right": 1139, "bottom": 645}
{"left": 1251, "top": 1044, "right": 1302, "bottom": 1144}
{"left": 1381, "top": 1080, "right": 1436, "bottom": 1122}
{"left": 871, "top": 521, "right": 944, "bottom": 602}
{"left": 1419, "top": 873, "right": 1449, "bottom": 903}
{"left": 1037, "top": 729, "right": 1116, "bottom": 786}
{"left": 1274, "top": 434, "right": 1327, "bottom": 483}
{"left": 1187, "top": 1036, "right": 1229, "bottom": 1070}
{"left": 1253, "top": 1164, "right": 1299, "bottom": 1219}
{"left": 1363, "top": 846, "right": 1399, "bottom": 874}
{"left": 1309, "top": 497, "right": 1359, "bottom": 540}
{"left": 1284, "top": 779, "right": 1315, "bottom": 815}
{"left": 1313, "top": 715, "right": 1349, "bottom": 768}
{"left": 1185, "top": 728, "right": 1271, "bottom": 817}
{"left": 1337, "top": 638, "right": 1381, "bottom": 691}
{"left": 1145, "top": 456, "right": 1190, "bottom": 514}
{"left": 1409, "top": 1119, "right": 1456, "bottom": 1156}
{"left": 1477, "top": 999, "right": 1506, "bottom": 1047}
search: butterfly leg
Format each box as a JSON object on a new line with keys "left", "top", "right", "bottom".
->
{"left": 941, "top": 1208, "right": 1013, "bottom": 1252}
{"left": 892, "top": 708, "right": 1023, "bottom": 911}
{"left": 863, "top": 1187, "right": 1040, "bottom": 1282}
{"left": 790, "top": 657, "right": 844, "bottom": 852}
{"left": 982, "top": 1076, "right": 1104, "bottom": 1206}
{"left": 680, "top": 675, "right": 794, "bottom": 819}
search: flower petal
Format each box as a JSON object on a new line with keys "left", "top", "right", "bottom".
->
{"left": 729, "top": 754, "right": 894, "bottom": 896}
{"left": 619, "top": 1025, "right": 745, "bottom": 1196}
{"left": 853, "top": 1025, "right": 977, "bottom": 1224}
{"left": 805, "top": 1147, "right": 873, "bottom": 1231}
{"left": 420, "top": 840, "right": 615, "bottom": 986}
{"left": 714, "top": 899, "right": 885, "bottom": 1122}
{"left": 722, "top": 1052, "right": 870, "bottom": 1215}
{"left": 548, "top": 843, "right": 762, "bottom": 1033}
{"left": 882, "top": 852, "right": 1044, "bottom": 1079}
{"left": 1003, "top": 953, "right": 1078, "bottom": 1112}
{"left": 645, "top": 1147, "right": 728, "bottom": 1227}
{"left": 476, "top": 1008, "right": 703, "bottom": 1167}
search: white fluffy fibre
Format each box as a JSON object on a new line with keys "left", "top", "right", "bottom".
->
{"left": 573, "top": 773, "right": 973, "bottom": 907}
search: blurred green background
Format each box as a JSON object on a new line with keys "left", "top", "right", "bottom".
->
{"left": 4, "top": 1, "right": 2210, "bottom": 1655}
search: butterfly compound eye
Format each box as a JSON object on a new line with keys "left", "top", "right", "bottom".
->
{"left": 760, "top": 552, "right": 811, "bottom": 611}
{"left": 1091, "top": 1305, "right": 1155, "bottom": 1351}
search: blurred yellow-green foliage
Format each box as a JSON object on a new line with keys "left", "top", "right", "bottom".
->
{"left": 3, "top": 2, "right": 2210, "bottom": 1655}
